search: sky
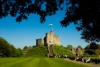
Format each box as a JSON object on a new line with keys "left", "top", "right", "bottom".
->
{"left": 0, "top": 8, "right": 90, "bottom": 49}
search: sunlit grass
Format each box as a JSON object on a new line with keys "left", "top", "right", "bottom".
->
{"left": 0, "top": 58, "right": 92, "bottom": 67}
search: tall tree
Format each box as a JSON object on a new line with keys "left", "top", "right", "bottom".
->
{"left": 9, "top": 44, "right": 17, "bottom": 57}
{"left": 0, "top": 37, "right": 11, "bottom": 57}
{"left": 1, "top": 0, "right": 100, "bottom": 42}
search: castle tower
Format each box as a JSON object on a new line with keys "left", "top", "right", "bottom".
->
{"left": 36, "top": 30, "right": 60, "bottom": 47}
{"left": 36, "top": 38, "right": 44, "bottom": 46}
{"left": 46, "top": 30, "right": 54, "bottom": 47}
{"left": 45, "top": 30, "right": 60, "bottom": 47}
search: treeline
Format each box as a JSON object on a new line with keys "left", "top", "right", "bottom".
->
{"left": 0, "top": 37, "right": 23, "bottom": 57}
{"left": 0, "top": 37, "right": 100, "bottom": 57}
{"left": 0, "top": 37, "right": 75, "bottom": 57}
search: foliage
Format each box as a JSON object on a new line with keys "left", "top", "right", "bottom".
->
{"left": 84, "top": 43, "right": 100, "bottom": 56}
{"left": 84, "top": 50, "right": 97, "bottom": 55}
{"left": 89, "top": 42, "right": 98, "bottom": 52}
{"left": 0, "top": 37, "right": 11, "bottom": 57}
{"left": 76, "top": 45, "right": 83, "bottom": 50}
{"left": 16, "top": 48, "right": 23, "bottom": 57}
{"left": 60, "top": 0, "right": 100, "bottom": 43}
{"left": 25, "top": 46, "right": 48, "bottom": 57}
{"left": 23, "top": 46, "right": 28, "bottom": 50}
{"left": 66, "top": 44, "right": 73, "bottom": 50}
{"left": 1, "top": 0, "right": 100, "bottom": 42}
{"left": 84, "top": 51, "right": 98, "bottom": 57}
{"left": 0, "top": 0, "right": 62, "bottom": 22}
{"left": 53, "top": 45, "right": 75, "bottom": 56}
{"left": 84, "top": 45, "right": 90, "bottom": 50}
{"left": 9, "top": 44, "right": 17, "bottom": 57}
{"left": 0, "top": 37, "right": 23, "bottom": 57}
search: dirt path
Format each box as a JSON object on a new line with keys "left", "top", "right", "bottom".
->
{"left": 65, "top": 58, "right": 100, "bottom": 67}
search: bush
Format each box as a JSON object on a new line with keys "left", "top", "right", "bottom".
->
{"left": 69, "top": 57, "right": 76, "bottom": 60}
{"left": 91, "top": 58, "right": 100, "bottom": 64}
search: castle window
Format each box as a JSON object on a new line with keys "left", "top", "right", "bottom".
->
{"left": 49, "top": 41, "right": 51, "bottom": 43}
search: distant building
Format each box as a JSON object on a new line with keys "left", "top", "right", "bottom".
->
{"left": 36, "top": 30, "right": 60, "bottom": 47}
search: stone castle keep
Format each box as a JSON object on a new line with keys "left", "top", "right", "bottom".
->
{"left": 36, "top": 30, "right": 60, "bottom": 47}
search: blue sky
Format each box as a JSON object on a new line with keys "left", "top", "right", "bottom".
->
{"left": 0, "top": 9, "right": 89, "bottom": 49}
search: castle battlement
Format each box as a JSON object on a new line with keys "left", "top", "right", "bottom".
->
{"left": 36, "top": 30, "right": 60, "bottom": 47}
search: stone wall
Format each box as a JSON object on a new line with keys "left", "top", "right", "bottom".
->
{"left": 46, "top": 31, "right": 54, "bottom": 46}
{"left": 53, "top": 35, "right": 60, "bottom": 46}
{"left": 71, "top": 48, "right": 84, "bottom": 56}
{"left": 36, "top": 38, "right": 44, "bottom": 46}
{"left": 36, "top": 30, "right": 60, "bottom": 46}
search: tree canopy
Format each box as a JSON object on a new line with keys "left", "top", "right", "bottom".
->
{"left": 84, "top": 45, "right": 90, "bottom": 50}
{"left": 0, "top": 37, "right": 23, "bottom": 57}
{"left": 1, "top": 0, "right": 100, "bottom": 42}
{"left": 76, "top": 45, "right": 83, "bottom": 50}
{"left": 89, "top": 42, "right": 98, "bottom": 52}
{"left": 66, "top": 44, "right": 73, "bottom": 50}
{"left": 0, "top": 37, "right": 11, "bottom": 57}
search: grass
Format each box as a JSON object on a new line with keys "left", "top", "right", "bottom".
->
{"left": 0, "top": 58, "right": 92, "bottom": 67}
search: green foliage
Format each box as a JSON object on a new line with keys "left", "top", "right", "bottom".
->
{"left": 9, "top": 45, "right": 23, "bottom": 57}
{"left": 1, "top": 0, "right": 100, "bottom": 42}
{"left": 84, "top": 44, "right": 100, "bottom": 56}
{"left": 84, "top": 49, "right": 98, "bottom": 57}
{"left": 76, "top": 45, "right": 83, "bottom": 49}
{"left": 84, "top": 45, "right": 90, "bottom": 49}
{"left": 16, "top": 48, "right": 23, "bottom": 57}
{"left": 23, "top": 46, "right": 28, "bottom": 50}
{"left": 25, "top": 46, "right": 48, "bottom": 58}
{"left": 9, "top": 44, "right": 17, "bottom": 57}
{"left": 66, "top": 44, "right": 73, "bottom": 50}
{"left": 90, "top": 42, "right": 98, "bottom": 52}
{"left": 53, "top": 45, "right": 75, "bottom": 56}
{"left": 0, "top": 37, "right": 23, "bottom": 57}
{"left": 0, "top": 37, "right": 11, "bottom": 57}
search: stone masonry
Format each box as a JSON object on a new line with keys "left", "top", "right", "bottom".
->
{"left": 36, "top": 30, "right": 60, "bottom": 47}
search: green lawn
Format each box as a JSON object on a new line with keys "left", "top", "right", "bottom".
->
{"left": 0, "top": 58, "right": 92, "bottom": 67}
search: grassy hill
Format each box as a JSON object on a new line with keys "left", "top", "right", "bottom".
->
{"left": 24, "top": 46, "right": 48, "bottom": 57}
{"left": 53, "top": 46, "right": 75, "bottom": 57}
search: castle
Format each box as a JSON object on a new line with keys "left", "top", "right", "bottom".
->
{"left": 36, "top": 30, "right": 60, "bottom": 47}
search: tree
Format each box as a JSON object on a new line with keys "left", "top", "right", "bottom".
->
{"left": 89, "top": 42, "right": 98, "bottom": 52}
{"left": 66, "top": 44, "right": 73, "bottom": 50}
{"left": 0, "top": 37, "right": 11, "bottom": 57}
{"left": 16, "top": 48, "right": 23, "bottom": 57}
{"left": 1, "top": 0, "right": 100, "bottom": 42}
{"left": 9, "top": 44, "right": 17, "bottom": 57}
{"left": 84, "top": 45, "right": 90, "bottom": 50}
{"left": 23, "top": 46, "right": 28, "bottom": 50}
{"left": 76, "top": 45, "right": 83, "bottom": 50}
{"left": 60, "top": 0, "right": 100, "bottom": 43}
